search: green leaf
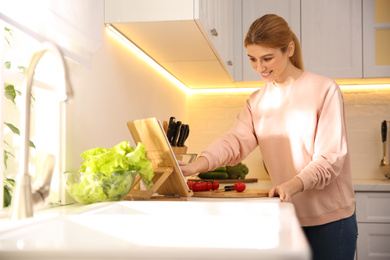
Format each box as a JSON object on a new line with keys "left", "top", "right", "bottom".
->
{"left": 3, "top": 178, "right": 15, "bottom": 207}
{"left": 5, "top": 84, "right": 17, "bottom": 104}
{"left": 4, "top": 122, "right": 19, "bottom": 135}
{"left": 17, "top": 66, "right": 27, "bottom": 74}
{"left": 4, "top": 122, "right": 35, "bottom": 148}
{"left": 4, "top": 150, "right": 16, "bottom": 169}
{"left": 5, "top": 27, "right": 13, "bottom": 35}
{"left": 3, "top": 140, "right": 11, "bottom": 148}
{"left": 4, "top": 61, "right": 11, "bottom": 69}
{"left": 3, "top": 186, "right": 11, "bottom": 207}
{"left": 5, "top": 178, "right": 15, "bottom": 187}
{"left": 4, "top": 27, "right": 13, "bottom": 47}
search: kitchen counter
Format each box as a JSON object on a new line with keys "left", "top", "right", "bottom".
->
{"left": 353, "top": 179, "right": 390, "bottom": 192}
{"left": 0, "top": 197, "right": 311, "bottom": 260}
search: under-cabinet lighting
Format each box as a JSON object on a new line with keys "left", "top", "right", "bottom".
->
{"left": 106, "top": 24, "right": 189, "bottom": 94}
{"left": 339, "top": 84, "right": 390, "bottom": 91}
{"left": 190, "top": 87, "right": 260, "bottom": 94}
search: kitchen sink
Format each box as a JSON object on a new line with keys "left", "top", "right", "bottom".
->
{"left": 0, "top": 200, "right": 310, "bottom": 260}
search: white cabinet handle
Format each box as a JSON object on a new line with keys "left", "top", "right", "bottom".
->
{"left": 227, "top": 60, "right": 233, "bottom": 66}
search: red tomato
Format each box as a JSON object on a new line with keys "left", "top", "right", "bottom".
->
{"left": 212, "top": 181, "right": 220, "bottom": 190}
{"left": 205, "top": 182, "right": 212, "bottom": 191}
{"left": 187, "top": 181, "right": 194, "bottom": 190}
{"left": 199, "top": 181, "right": 207, "bottom": 191}
{"left": 234, "top": 182, "right": 246, "bottom": 192}
{"left": 192, "top": 182, "right": 202, "bottom": 192}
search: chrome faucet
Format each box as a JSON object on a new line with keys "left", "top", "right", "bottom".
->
{"left": 10, "top": 42, "right": 73, "bottom": 221}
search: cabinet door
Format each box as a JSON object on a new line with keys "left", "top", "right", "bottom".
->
{"left": 363, "top": 0, "right": 390, "bottom": 78}
{"left": 356, "top": 192, "right": 390, "bottom": 223}
{"left": 198, "top": 0, "right": 235, "bottom": 78}
{"left": 215, "top": 0, "right": 234, "bottom": 77}
{"left": 240, "top": 0, "right": 301, "bottom": 82}
{"left": 301, "top": 0, "right": 362, "bottom": 79}
{"left": 357, "top": 223, "right": 390, "bottom": 260}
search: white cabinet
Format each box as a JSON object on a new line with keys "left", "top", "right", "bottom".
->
{"left": 198, "top": 0, "right": 235, "bottom": 77}
{"left": 363, "top": 0, "right": 390, "bottom": 78}
{"left": 355, "top": 192, "right": 390, "bottom": 260}
{"left": 236, "top": 0, "right": 301, "bottom": 82}
{"left": 301, "top": 0, "right": 363, "bottom": 79}
{"left": 104, "top": 0, "right": 235, "bottom": 89}
{"left": 105, "top": 0, "right": 388, "bottom": 89}
{"left": 237, "top": 0, "right": 389, "bottom": 82}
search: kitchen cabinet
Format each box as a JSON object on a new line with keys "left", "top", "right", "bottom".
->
{"left": 355, "top": 191, "right": 390, "bottom": 260}
{"left": 104, "top": 0, "right": 235, "bottom": 89}
{"left": 235, "top": 0, "right": 301, "bottom": 82}
{"left": 301, "top": 0, "right": 363, "bottom": 79}
{"left": 237, "top": 0, "right": 390, "bottom": 81}
{"left": 198, "top": 0, "right": 234, "bottom": 77}
{"left": 105, "top": 0, "right": 388, "bottom": 90}
{"left": 363, "top": 0, "right": 390, "bottom": 78}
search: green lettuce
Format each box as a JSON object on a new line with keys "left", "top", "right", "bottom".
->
{"left": 67, "top": 141, "right": 154, "bottom": 204}
{"left": 79, "top": 141, "right": 153, "bottom": 181}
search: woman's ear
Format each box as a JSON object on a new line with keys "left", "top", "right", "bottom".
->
{"left": 287, "top": 41, "right": 295, "bottom": 57}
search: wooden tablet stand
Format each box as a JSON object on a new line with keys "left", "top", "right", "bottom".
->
{"left": 126, "top": 117, "right": 193, "bottom": 200}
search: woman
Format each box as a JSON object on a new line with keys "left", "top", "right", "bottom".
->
{"left": 180, "top": 14, "right": 357, "bottom": 260}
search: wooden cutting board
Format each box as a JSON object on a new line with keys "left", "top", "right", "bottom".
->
{"left": 192, "top": 189, "right": 269, "bottom": 198}
{"left": 188, "top": 178, "right": 258, "bottom": 183}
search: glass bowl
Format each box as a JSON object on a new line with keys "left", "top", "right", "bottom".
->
{"left": 64, "top": 170, "right": 137, "bottom": 204}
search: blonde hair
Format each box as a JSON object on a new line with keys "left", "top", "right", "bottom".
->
{"left": 245, "top": 14, "right": 304, "bottom": 70}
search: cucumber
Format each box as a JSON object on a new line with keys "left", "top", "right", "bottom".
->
{"left": 214, "top": 166, "right": 227, "bottom": 172}
{"left": 198, "top": 171, "right": 228, "bottom": 180}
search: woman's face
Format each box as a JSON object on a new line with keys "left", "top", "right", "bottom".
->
{"left": 246, "top": 44, "right": 292, "bottom": 84}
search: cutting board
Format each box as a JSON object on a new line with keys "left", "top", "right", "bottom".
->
{"left": 188, "top": 178, "right": 258, "bottom": 183}
{"left": 192, "top": 189, "right": 269, "bottom": 198}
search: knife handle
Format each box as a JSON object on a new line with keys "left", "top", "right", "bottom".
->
{"left": 179, "top": 124, "right": 189, "bottom": 147}
{"left": 182, "top": 125, "right": 189, "bottom": 146}
{"left": 382, "top": 120, "right": 387, "bottom": 143}
{"left": 171, "top": 121, "right": 182, "bottom": 146}
{"left": 177, "top": 124, "right": 186, "bottom": 147}
{"left": 166, "top": 119, "right": 176, "bottom": 143}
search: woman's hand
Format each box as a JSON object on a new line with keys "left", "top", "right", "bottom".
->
{"left": 179, "top": 156, "right": 209, "bottom": 176}
{"left": 268, "top": 176, "right": 304, "bottom": 202}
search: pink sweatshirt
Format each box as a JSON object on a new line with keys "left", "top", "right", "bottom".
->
{"left": 200, "top": 71, "right": 355, "bottom": 226}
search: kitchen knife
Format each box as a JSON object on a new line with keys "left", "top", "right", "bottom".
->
{"left": 171, "top": 121, "right": 182, "bottom": 146}
{"left": 166, "top": 117, "right": 176, "bottom": 143}
{"left": 177, "top": 124, "right": 186, "bottom": 147}
{"left": 180, "top": 125, "right": 189, "bottom": 147}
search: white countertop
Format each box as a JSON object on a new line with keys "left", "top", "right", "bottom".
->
{"left": 241, "top": 178, "right": 390, "bottom": 192}
{"left": 353, "top": 179, "right": 390, "bottom": 192}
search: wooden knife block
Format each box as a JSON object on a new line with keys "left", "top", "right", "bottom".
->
{"left": 171, "top": 146, "right": 188, "bottom": 155}
{"left": 171, "top": 146, "right": 188, "bottom": 161}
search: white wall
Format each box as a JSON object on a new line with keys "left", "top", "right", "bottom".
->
{"left": 65, "top": 23, "right": 188, "bottom": 172}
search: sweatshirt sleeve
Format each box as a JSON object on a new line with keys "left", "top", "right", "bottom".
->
{"left": 296, "top": 82, "right": 349, "bottom": 190}
{"left": 200, "top": 99, "right": 259, "bottom": 171}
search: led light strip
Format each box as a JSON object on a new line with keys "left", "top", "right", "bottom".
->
{"left": 106, "top": 25, "right": 263, "bottom": 95}
{"left": 106, "top": 24, "right": 190, "bottom": 94}
{"left": 339, "top": 84, "right": 390, "bottom": 91}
